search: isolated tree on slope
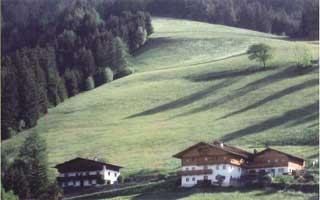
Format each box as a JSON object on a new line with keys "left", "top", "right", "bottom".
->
{"left": 247, "top": 43, "right": 273, "bottom": 68}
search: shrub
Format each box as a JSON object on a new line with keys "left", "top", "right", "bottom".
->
{"left": 273, "top": 175, "right": 295, "bottom": 184}
{"left": 85, "top": 75, "right": 95, "bottom": 91}
{"left": 117, "top": 175, "right": 124, "bottom": 184}
{"left": 293, "top": 45, "right": 313, "bottom": 69}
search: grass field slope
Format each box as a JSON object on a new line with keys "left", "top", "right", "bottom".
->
{"left": 3, "top": 18, "right": 319, "bottom": 199}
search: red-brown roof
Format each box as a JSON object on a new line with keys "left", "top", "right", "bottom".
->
{"left": 54, "top": 157, "right": 122, "bottom": 173}
{"left": 173, "top": 141, "right": 252, "bottom": 159}
{"left": 255, "top": 148, "right": 305, "bottom": 162}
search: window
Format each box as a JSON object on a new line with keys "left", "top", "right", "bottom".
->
{"left": 186, "top": 167, "right": 189, "bottom": 171}
{"left": 114, "top": 172, "right": 117, "bottom": 177}
{"left": 192, "top": 177, "right": 196, "bottom": 181}
{"left": 204, "top": 157, "right": 208, "bottom": 161}
{"left": 108, "top": 172, "right": 110, "bottom": 176}
{"left": 238, "top": 168, "right": 241, "bottom": 172}
{"left": 216, "top": 165, "right": 219, "bottom": 170}
{"left": 278, "top": 168, "right": 284, "bottom": 173}
{"left": 223, "top": 165, "right": 226, "bottom": 170}
{"left": 186, "top": 178, "right": 189, "bottom": 182}
{"left": 230, "top": 165, "right": 233, "bottom": 169}
{"left": 204, "top": 166, "right": 208, "bottom": 170}
{"left": 267, "top": 160, "right": 271, "bottom": 163}
{"left": 275, "top": 159, "right": 278, "bottom": 163}
{"left": 192, "top": 167, "right": 195, "bottom": 170}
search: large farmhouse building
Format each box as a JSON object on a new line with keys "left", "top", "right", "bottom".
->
{"left": 55, "top": 157, "right": 122, "bottom": 188}
{"left": 173, "top": 141, "right": 305, "bottom": 187}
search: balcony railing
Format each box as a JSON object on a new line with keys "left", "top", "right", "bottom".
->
{"left": 178, "top": 169, "right": 213, "bottom": 176}
{"left": 57, "top": 174, "right": 103, "bottom": 181}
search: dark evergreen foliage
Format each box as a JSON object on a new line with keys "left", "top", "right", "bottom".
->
{"left": 1, "top": 57, "right": 20, "bottom": 139}
{"left": 14, "top": 50, "right": 40, "bottom": 129}
{"left": 1, "top": 0, "right": 154, "bottom": 139}
{"left": 1, "top": 132, "right": 59, "bottom": 199}
{"left": 147, "top": 0, "right": 317, "bottom": 39}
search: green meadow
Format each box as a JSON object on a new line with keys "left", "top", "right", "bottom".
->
{"left": 2, "top": 18, "right": 319, "bottom": 199}
{"left": 106, "top": 190, "right": 318, "bottom": 200}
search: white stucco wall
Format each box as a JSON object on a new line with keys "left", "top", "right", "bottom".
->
{"left": 59, "top": 167, "right": 120, "bottom": 187}
{"left": 101, "top": 166, "right": 120, "bottom": 184}
{"left": 181, "top": 164, "right": 243, "bottom": 187}
{"left": 247, "top": 167, "right": 289, "bottom": 176}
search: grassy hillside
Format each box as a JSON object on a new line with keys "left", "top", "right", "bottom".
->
{"left": 106, "top": 190, "right": 317, "bottom": 200}
{"left": 2, "top": 18, "right": 319, "bottom": 198}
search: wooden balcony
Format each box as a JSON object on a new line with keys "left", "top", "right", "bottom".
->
{"left": 178, "top": 169, "right": 213, "bottom": 176}
{"left": 57, "top": 174, "right": 103, "bottom": 182}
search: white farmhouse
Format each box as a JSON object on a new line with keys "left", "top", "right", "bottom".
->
{"left": 55, "top": 157, "right": 122, "bottom": 188}
{"left": 173, "top": 141, "right": 305, "bottom": 187}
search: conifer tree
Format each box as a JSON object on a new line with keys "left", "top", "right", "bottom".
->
{"left": 111, "top": 37, "right": 129, "bottom": 73}
{"left": 14, "top": 50, "right": 40, "bottom": 128}
{"left": 1, "top": 56, "right": 20, "bottom": 139}
{"left": 145, "top": 12, "right": 154, "bottom": 36}
{"left": 78, "top": 48, "right": 96, "bottom": 77}
{"left": 64, "top": 69, "right": 79, "bottom": 97}
{"left": 29, "top": 48, "right": 48, "bottom": 114}
{"left": 18, "top": 132, "right": 49, "bottom": 198}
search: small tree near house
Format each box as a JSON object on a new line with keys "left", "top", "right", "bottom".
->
{"left": 247, "top": 43, "right": 273, "bottom": 68}
{"left": 215, "top": 174, "right": 226, "bottom": 186}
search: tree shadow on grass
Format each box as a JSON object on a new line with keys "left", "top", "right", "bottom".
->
{"left": 125, "top": 78, "right": 237, "bottom": 119}
{"left": 219, "top": 78, "right": 318, "bottom": 120}
{"left": 287, "top": 112, "right": 319, "bottom": 128}
{"left": 133, "top": 37, "right": 175, "bottom": 57}
{"left": 185, "top": 65, "right": 274, "bottom": 82}
{"left": 171, "top": 66, "right": 317, "bottom": 119}
{"left": 220, "top": 101, "right": 318, "bottom": 142}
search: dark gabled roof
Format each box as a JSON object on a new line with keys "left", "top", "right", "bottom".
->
{"left": 54, "top": 157, "right": 123, "bottom": 172}
{"left": 172, "top": 141, "right": 252, "bottom": 159}
{"left": 254, "top": 148, "right": 305, "bottom": 162}
{"left": 172, "top": 142, "right": 210, "bottom": 158}
{"left": 211, "top": 141, "right": 252, "bottom": 158}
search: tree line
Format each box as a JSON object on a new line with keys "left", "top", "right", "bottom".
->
{"left": 1, "top": 0, "right": 154, "bottom": 140}
{"left": 146, "top": 0, "right": 318, "bottom": 39}
{"left": 2, "top": 132, "right": 61, "bottom": 199}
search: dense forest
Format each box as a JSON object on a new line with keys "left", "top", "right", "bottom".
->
{"left": 1, "top": 0, "right": 318, "bottom": 140}
{"left": 1, "top": 0, "right": 153, "bottom": 140}
{"left": 147, "top": 0, "right": 319, "bottom": 39}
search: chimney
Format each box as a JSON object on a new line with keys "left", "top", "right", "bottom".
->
{"left": 253, "top": 149, "right": 257, "bottom": 154}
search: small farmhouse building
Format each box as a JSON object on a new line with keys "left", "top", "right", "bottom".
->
{"left": 173, "top": 141, "right": 305, "bottom": 187}
{"left": 55, "top": 157, "right": 122, "bottom": 188}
